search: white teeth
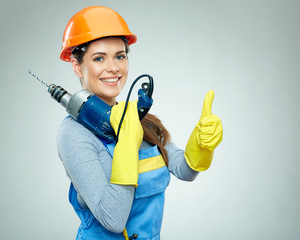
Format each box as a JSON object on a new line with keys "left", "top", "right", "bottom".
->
{"left": 100, "top": 77, "right": 119, "bottom": 83}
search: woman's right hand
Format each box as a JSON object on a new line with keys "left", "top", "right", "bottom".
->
{"left": 110, "top": 101, "right": 143, "bottom": 187}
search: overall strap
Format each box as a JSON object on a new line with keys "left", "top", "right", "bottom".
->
{"left": 100, "top": 138, "right": 116, "bottom": 157}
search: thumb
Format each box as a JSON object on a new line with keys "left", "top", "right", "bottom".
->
{"left": 200, "top": 90, "right": 214, "bottom": 120}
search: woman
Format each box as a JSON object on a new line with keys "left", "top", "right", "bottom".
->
{"left": 57, "top": 6, "right": 223, "bottom": 240}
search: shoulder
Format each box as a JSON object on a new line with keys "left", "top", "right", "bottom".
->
{"left": 57, "top": 116, "right": 91, "bottom": 140}
{"left": 56, "top": 116, "right": 105, "bottom": 155}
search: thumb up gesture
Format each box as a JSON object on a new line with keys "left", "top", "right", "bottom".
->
{"left": 184, "top": 90, "right": 223, "bottom": 171}
{"left": 198, "top": 90, "right": 223, "bottom": 151}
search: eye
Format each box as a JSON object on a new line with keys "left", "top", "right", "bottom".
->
{"left": 94, "top": 57, "right": 104, "bottom": 62}
{"left": 116, "top": 54, "right": 126, "bottom": 60}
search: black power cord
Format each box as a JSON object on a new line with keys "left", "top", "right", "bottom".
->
{"left": 116, "top": 74, "right": 153, "bottom": 142}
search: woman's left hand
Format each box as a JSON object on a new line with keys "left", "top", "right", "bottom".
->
{"left": 198, "top": 90, "right": 223, "bottom": 151}
{"left": 184, "top": 90, "right": 223, "bottom": 171}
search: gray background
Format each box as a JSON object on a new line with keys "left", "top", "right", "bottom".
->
{"left": 1, "top": 0, "right": 299, "bottom": 239}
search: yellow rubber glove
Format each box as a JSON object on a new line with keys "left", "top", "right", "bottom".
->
{"left": 110, "top": 101, "right": 143, "bottom": 187}
{"left": 184, "top": 90, "right": 223, "bottom": 171}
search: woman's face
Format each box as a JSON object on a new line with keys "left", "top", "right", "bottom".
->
{"left": 71, "top": 37, "right": 129, "bottom": 105}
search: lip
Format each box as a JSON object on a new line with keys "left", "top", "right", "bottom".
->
{"left": 99, "top": 76, "right": 121, "bottom": 85}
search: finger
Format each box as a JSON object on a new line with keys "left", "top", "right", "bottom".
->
{"left": 201, "top": 90, "right": 214, "bottom": 120}
{"left": 198, "top": 123, "right": 223, "bottom": 151}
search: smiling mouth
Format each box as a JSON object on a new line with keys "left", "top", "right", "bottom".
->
{"left": 100, "top": 77, "right": 120, "bottom": 83}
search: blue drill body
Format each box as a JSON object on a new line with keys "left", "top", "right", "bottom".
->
{"left": 77, "top": 88, "right": 153, "bottom": 141}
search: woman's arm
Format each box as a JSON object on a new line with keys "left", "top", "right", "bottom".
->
{"left": 166, "top": 141, "right": 200, "bottom": 181}
{"left": 57, "top": 117, "right": 134, "bottom": 233}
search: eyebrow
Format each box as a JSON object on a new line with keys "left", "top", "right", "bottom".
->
{"left": 91, "top": 50, "right": 126, "bottom": 57}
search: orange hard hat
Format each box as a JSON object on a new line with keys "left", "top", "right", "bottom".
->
{"left": 60, "top": 6, "right": 137, "bottom": 62}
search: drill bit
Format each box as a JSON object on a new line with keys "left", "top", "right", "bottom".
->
{"left": 28, "top": 69, "right": 49, "bottom": 87}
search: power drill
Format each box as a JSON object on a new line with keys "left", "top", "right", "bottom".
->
{"left": 28, "top": 70, "right": 154, "bottom": 141}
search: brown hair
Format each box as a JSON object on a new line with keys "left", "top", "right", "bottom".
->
{"left": 141, "top": 113, "right": 170, "bottom": 165}
{"left": 72, "top": 37, "right": 171, "bottom": 164}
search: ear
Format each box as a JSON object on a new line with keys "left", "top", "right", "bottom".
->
{"left": 71, "top": 58, "right": 83, "bottom": 78}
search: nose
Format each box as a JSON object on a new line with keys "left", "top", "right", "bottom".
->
{"left": 105, "top": 58, "right": 119, "bottom": 73}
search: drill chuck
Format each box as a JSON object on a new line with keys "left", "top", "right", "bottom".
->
{"left": 48, "top": 84, "right": 71, "bottom": 108}
{"left": 47, "top": 84, "right": 92, "bottom": 119}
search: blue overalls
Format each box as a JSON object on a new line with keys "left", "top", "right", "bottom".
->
{"left": 69, "top": 141, "right": 171, "bottom": 240}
